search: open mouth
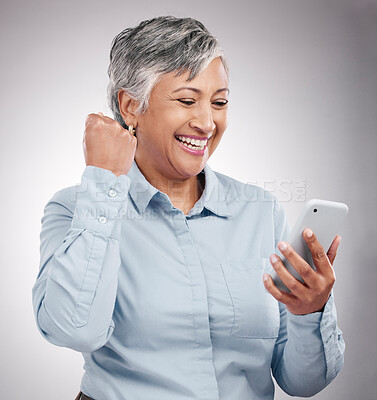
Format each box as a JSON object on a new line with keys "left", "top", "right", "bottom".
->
{"left": 175, "top": 135, "right": 208, "bottom": 151}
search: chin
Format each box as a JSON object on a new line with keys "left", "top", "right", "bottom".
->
{"left": 175, "top": 161, "right": 206, "bottom": 178}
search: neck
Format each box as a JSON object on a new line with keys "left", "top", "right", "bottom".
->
{"left": 134, "top": 158, "right": 205, "bottom": 215}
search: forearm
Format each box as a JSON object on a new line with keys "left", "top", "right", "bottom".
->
{"left": 32, "top": 166, "right": 130, "bottom": 352}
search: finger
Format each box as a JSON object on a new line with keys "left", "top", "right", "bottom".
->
{"left": 97, "top": 112, "right": 104, "bottom": 116}
{"left": 263, "top": 273, "right": 296, "bottom": 305}
{"left": 269, "top": 253, "right": 307, "bottom": 295}
{"left": 327, "top": 235, "right": 341, "bottom": 265}
{"left": 85, "top": 113, "right": 100, "bottom": 126}
{"left": 85, "top": 113, "right": 94, "bottom": 124}
{"left": 277, "top": 241, "right": 317, "bottom": 286}
{"left": 303, "top": 228, "right": 331, "bottom": 274}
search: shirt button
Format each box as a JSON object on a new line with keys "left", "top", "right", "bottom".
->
{"left": 108, "top": 189, "right": 117, "bottom": 197}
{"left": 98, "top": 216, "right": 107, "bottom": 224}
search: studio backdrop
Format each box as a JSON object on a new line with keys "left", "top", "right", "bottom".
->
{"left": 0, "top": 0, "right": 376, "bottom": 399}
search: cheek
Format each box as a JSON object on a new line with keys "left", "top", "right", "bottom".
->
{"left": 215, "top": 113, "right": 228, "bottom": 137}
{"left": 213, "top": 108, "right": 228, "bottom": 131}
{"left": 145, "top": 107, "right": 185, "bottom": 133}
{"left": 208, "top": 114, "right": 227, "bottom": 154}
{"left": 221, "top": 111, "right": 229, "bottom": 130}
{"left": 139, "top": 111, "right": 167, "bottom": 139}
{"left": 208, "top": 132, "right": 224, "bottom": 156}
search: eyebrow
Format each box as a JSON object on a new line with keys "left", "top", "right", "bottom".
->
{"left": 172, "top": 87, "right": 230, "bottom": 95}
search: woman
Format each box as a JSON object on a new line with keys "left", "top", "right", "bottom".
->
{"left": 32, "top": 16, "right": 345, "bottom": 400}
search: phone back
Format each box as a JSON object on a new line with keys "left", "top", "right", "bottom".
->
{"left": 273, "top": 199, "right": 348, "bottom": 292}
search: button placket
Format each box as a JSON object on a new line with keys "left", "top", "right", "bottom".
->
{"left": 173, "top": 214, "right": 219, "bottom": 397}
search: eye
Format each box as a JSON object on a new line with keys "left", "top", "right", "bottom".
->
{"left": 177, "top": 99, "right": 195, "bottom": 105}
{"left": 212, "top": 100, "right": 228, "bottom": 107}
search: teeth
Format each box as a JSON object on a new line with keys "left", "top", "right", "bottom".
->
{"left": 179, "top": 140, "right": 205, "bottom": 151}
{"left": 176, "top": 135, "right": 207, "bottom": 147}
{"left": 187, "top": 143, "right": 204, "bottom": 150}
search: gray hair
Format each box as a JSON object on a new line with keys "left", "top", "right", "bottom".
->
{"left": 107, "top": 16, "right": 229, "bottom": 128}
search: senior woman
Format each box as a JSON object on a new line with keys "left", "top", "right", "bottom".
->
{"left": 32, "top": 16, "right": 345, "bottom": 400}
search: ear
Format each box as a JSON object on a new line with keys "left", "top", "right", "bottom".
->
{"left": 118, "top": 90, "right": 140, "bottom": 126}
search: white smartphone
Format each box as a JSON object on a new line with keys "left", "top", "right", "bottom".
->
{"left": 271, "top": 199, "right": 349, "bottom": 292}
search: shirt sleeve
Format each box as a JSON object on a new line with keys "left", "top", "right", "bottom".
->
{"left": 32, "top": 166, "right": 130, "bottom": 353}
{"left": 270, "top": 198, "right": 345, "bottom": 397}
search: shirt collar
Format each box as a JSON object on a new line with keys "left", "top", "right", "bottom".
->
{"left": 126, "top": 160, "right": 232, "bottom": 218}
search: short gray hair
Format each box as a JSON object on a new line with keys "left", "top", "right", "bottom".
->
{"left": 107, "top": 16, "right": 228, "bottom": 128}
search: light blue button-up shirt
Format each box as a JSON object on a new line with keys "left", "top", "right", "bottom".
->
{"left": 32, "top": 160, "right": 345, "bottom": 400}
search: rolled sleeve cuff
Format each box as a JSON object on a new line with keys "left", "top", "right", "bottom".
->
{"left": 286, "top": 308, "right": 323, "bottom": 355}
{"left": 286, "top": 292, "right": 344, "bottom": 380}
{"left": 285, "top": 293, "right": 336, "bottom": 353}
{"left": 71, "top": 166, "right": 131, "bottom": 240}
{"left": 318, "top": 292, "right": 344, "bottom": 381}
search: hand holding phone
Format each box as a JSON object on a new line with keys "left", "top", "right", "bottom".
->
{"left": 264, "top": 199, "right": 348, "bottom": 315}
{"left": 270, "top": 199, "right": 348, "bottom": 292}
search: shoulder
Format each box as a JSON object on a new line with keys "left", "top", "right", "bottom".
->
{"left": 213, "top": 169, "right": 278, "bottom": 211}
{"left": 211, "top": 168, "right": 289, "bottom": 243}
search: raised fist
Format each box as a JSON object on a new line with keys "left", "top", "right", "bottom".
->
{"left": 83, "top": 112, "right": 137, "bottom": 177}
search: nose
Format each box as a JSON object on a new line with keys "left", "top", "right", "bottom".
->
{"left": 189, "top": 104, "right": 215, "bottom": 135}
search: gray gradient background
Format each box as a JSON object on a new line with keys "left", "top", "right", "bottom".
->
{"left": 1, "top": 0, "right": 376, "bottom": 399}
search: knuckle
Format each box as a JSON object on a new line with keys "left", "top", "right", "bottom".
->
{"left": 300, "top": 266, "right": 311, "bottom": 279}
{"left": 302, "top": 293, "right": 313, "bottom": 305}
{"left": 273, "top": 290, "right": 283, "bottom": 302}
{"left": 287, "top": 300, "right": 299, "bottom": 312}
{"left": 313, "top": 248, "right": 326, "bottom": 261}
{"left": 86, "top": 113, "right": 98, "bottom": 122}
{"left": 328, "top": 272, "right": 336, "bottom": 286}
{"left": 86, "top": 115, "right": 103, "bottom": 130}
{"left": 311, "top": 275, "right": 323, "bottom": 290}
{"left": 291, "top": 296, "right": 301, "bottom": 306}
{"left": 317, "top": 275, "right": 333, "bottom": 292}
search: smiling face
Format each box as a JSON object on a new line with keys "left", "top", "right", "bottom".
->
{"left": 133, "top": 57, "right": 229, "bottom": 182}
